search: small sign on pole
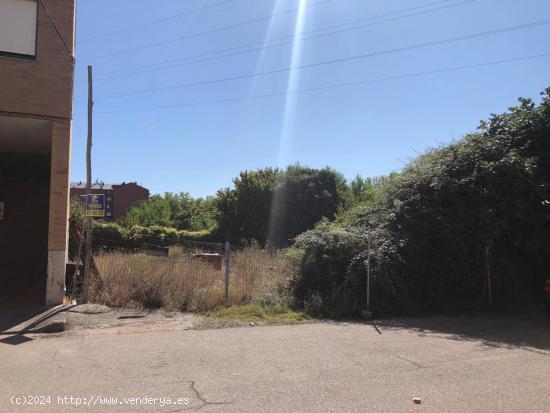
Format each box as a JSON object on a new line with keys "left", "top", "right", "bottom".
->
{"left": 85, "top": 194, "right": 105, "bottom": 218}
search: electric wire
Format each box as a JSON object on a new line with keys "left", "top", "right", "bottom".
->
{"left": 84, "top": 19, "right": 550, "bottom": 101}
{"left": 83, "top": 53, "right": 550, "bottom": 115}
{"left": 92, "top": 0, "right": 472, "bottom": 79}
{"left": 38, "top": 0, "right": 73, "bottom": 59}
{"left": 80, "top": 0, "right": 254, "bottom": 42}
{"left": 84, "top": 0, "right": 336, "bottom": 60}
{"left": 94, "top": 0, "right": 476, "bottom": 81}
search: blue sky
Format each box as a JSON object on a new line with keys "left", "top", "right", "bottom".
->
{"left": 71, "top": 0, "right": 550, "bottom": 197}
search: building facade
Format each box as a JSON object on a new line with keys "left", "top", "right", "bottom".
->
{"left": 0, "top": 0, "right": 76, "bottom": 306}
{"left": 70, "top": 182, "right": 150, "bottom": 220}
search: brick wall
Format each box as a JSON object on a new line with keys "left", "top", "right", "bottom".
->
{"left": 111, "top": 183, "right": 150, "bottom": 220}
{"left": 0, "top": 0, "right": 75, "bottom": 119}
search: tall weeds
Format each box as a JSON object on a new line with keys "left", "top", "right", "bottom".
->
{"left": 91, "top": 247, "right": 292, "bottom": 312}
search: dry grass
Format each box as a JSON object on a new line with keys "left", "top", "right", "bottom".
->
{"left": 91, "top": 247, "right": 293, "bottom": 312}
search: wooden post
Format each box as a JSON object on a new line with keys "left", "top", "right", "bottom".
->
{"left": 366, "top": 233, "right": 371, "bottom": 310}
{"left": 360, "top": 233, "right": 373, "bottom": 320}
{"left": 71, "top": 234, "right": 83, "bottom": 299}
{"left": 82, "top": 65, "right": 93, "bottom": 303}
{"left": 224, "top": 242, "right": 230, "bottom": 307}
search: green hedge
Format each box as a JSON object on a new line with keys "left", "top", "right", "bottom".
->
{"left": 92, "top": 222, "right": 220, "bottom": 248}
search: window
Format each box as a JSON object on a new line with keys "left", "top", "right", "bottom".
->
{"left": 0, "top": 0, "right": 38, "bottom": 59}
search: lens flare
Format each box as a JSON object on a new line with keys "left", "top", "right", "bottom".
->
{"left": 267, "top": 0, "right": 309, "bottom": 246}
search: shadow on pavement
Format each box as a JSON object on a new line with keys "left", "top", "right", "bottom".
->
{"left": 0, "top": 306, "right": 52, "bottom": 332}
{"left": 375, "top": 312, "right": 550, "bottom": 352}
{"left": 0, "top": 334, "right": 33, "bottom": 346}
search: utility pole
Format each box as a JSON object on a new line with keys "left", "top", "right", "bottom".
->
{"left": 82, "top": 65, "right": 93, "bottom": 303}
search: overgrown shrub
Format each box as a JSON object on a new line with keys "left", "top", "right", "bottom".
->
{"left": 290, "top": 221, "right": 411, "bottom": 317}
{"left": 291, "top": 89, "right": 550, "bottom": 317}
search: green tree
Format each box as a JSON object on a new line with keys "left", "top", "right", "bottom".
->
{"left": 216, "top": 165, "right": 349, "bottom": 247}
{"left": 119, "top": 192, "right": 217, "bottom": 232}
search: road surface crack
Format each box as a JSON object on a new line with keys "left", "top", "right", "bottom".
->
{"left": 169, "top": 380, "right": 232, "bottom": 411}
{"left": 371, "top": 323, "right": 382, "bottom": 334}
{"left": 395, "top": 354, "right": 424, "bottom": 369}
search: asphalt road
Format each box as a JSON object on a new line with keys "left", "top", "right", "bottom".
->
{"left": 1, "top": 316, "right": 549, "bottom": 413}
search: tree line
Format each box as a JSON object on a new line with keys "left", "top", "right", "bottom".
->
{"left": 116, "top": 164, "right": 371, "bottom": 248}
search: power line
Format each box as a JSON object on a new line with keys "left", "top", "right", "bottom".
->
{"left": 80, "top": 0, "right": 253, "bottom": 42}
{"left": 84, "top": 0, "right": 335, "bottom": 60}
{"left": 86, "top": 19, "right": 550, "bottom": 101}
{"left": 93, "top": 0, "right": 470, "bottom": 79}
{"left": 94, "top": 0, "right": 475, "bottom": 81}
{"left": 87, "top": 53, "right": 550, "bottom": 115}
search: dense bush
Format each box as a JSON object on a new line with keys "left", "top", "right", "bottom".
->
{"left": 291, "top": 89, "right": 550, "bottom": 317}
{"left": 291, "top": 222, "right": 370, "bottom": 317}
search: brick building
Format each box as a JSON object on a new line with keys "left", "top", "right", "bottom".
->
{"left": 70, "top": 182, "right": 150, "bottom": 220}
{"left": 0, "top": 0, "right": 76, "bottom": 306}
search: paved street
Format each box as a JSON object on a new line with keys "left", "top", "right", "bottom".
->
{"left": 1, "top": 316, "right": 549, "bottom": 413}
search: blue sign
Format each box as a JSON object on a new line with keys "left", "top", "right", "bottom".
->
{"left": 85, "top": 194, "right": 105, "bottom": 217}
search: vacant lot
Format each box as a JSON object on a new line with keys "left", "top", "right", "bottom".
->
{"left": 1, "top": 315, "right": 549, "bottom": 412}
